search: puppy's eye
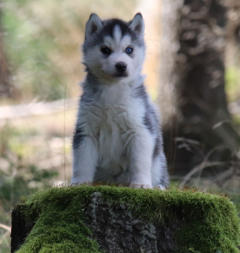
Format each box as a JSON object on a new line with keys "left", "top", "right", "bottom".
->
{"left": 101, "top": 46, "right": 112, "bottom": 56}
{"left": 125, "top": 46, "right": 134, "bottom": 55}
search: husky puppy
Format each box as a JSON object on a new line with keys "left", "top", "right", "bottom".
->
{"left": 71, "top": 13, "right": 169, "bottom": 189}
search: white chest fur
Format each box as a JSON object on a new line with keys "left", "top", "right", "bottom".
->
{"left": 79, "top": 82, "right": 144, "bottom": 177}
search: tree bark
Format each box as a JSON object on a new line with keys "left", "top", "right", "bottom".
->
{"left": 159, "top": 0, "right": 240, "bottom": 175}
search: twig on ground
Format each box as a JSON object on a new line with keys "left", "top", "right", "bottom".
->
{"left": 179, "top": 161, "right": 225, "bottom": 189}
{"left": 179, "top": 146, "right": 231, "bottom": 189}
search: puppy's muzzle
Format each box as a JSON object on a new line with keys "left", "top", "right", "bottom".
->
{"left": 115, "top": 62, "right": 128, "bottom": 77}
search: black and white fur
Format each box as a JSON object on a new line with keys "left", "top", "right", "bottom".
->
{"left": 71, "top": 13, "right": 169, "bottom": 189}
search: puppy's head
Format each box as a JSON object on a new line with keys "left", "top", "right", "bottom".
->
{"left": 83, "top": 13, "right": 145, "bottom": 83}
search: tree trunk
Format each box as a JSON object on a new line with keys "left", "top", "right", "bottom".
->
{"left": 0, "top": 7, "right": 13, "bottom": 98}
{"left": 159, "top": 0, "right": 240, "bottom": 175}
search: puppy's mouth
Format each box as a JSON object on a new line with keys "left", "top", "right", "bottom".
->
{"left": 113, "top": 72, "right": 128, "bottom": 78}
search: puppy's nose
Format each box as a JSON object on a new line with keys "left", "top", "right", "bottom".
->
{"left": 115, "top": 62, "right": 127, "bottom": 73}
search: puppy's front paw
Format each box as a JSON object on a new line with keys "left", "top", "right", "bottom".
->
{"left": 154, "top": 184, "right": 167, "bottom": 190}
{"left": 129, "top": 183, "right": 152, "bottom": 189}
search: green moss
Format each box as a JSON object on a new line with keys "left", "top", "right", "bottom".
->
{"left": 16, "top": 186, "right": 240, "bottom": 253}
{"left": 17, "top": 187, "right": 102, "bottom": 253}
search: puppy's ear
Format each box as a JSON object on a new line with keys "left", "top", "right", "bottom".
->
{"left": 128, "top": 13, "right": 144, "bottom": 37}
{"left": 85, "top": 13, "right": 103, "bottom": 40}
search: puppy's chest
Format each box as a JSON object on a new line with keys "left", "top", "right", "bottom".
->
{"left": 84, "top": 95, "right": 135, "bottom": 166}
{"left": 87, "top": 98, "right": 136, "bottom": 136}
{"left": 85, "top": 86, "right": 139, "bottom": 130}
{"left": 83, "top": 88, "right": 143, "bottom": 151}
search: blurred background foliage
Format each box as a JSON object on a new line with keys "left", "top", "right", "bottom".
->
{"left": 1, "top": 0, "right": 136, "bottom": 102}
{"left": 0, "top": 0, "right": 240, "bottom": 252}
{"left": 226, "top": 66, "right": 240, "bottom": 102}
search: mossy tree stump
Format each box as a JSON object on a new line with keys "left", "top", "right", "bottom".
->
{"left": 11, "top": 186, "right": 240, "bottom": 253}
